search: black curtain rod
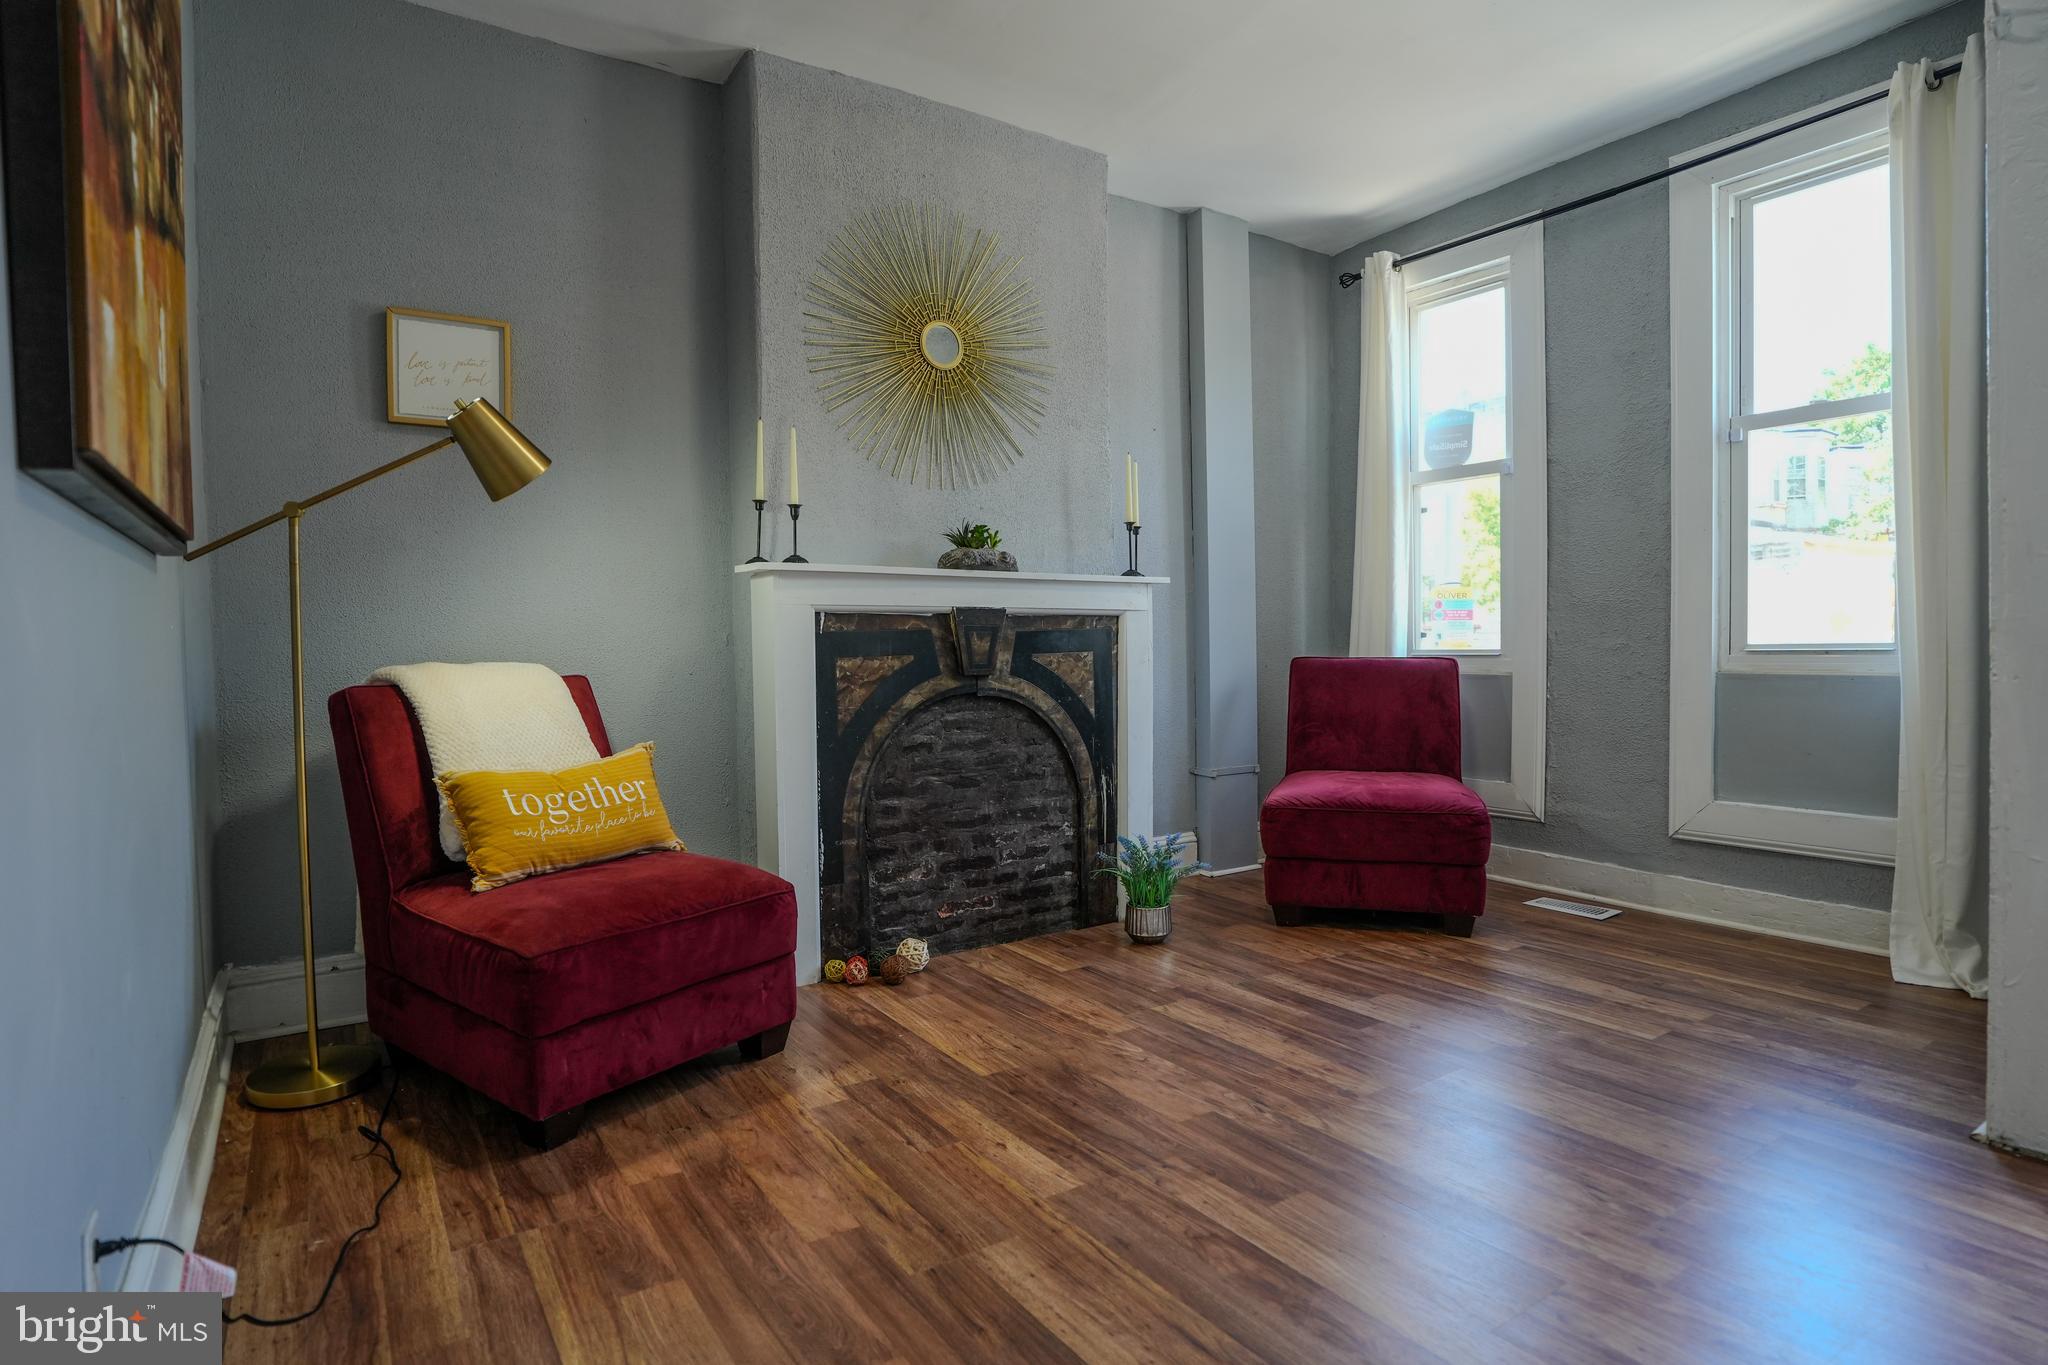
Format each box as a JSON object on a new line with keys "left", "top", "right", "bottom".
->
{"left": 1337, "top": 59, "right": 1961, "bottom": 287}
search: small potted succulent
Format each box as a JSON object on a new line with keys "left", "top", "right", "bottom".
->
{"left": 937, "top": 520, "right": 1018, "bottom": 572}
{"left": 1095, "top": 832, "right": 1206, "bottom": 944}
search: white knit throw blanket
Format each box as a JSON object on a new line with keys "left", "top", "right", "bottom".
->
{"left": 368, "top": 662, "right": 600, "bottom": 861}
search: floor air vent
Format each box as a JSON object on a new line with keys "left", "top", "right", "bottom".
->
{"left": 1525, "top": 896, "right": 1622, "bottom": 921}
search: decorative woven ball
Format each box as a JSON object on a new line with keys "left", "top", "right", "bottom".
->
{"left": 896, "top": 937, "right": 931, "bottom": 972}
{"left": 879, "top": 954, "right": 910, "bottom": 986}
{"left": 823, "top": 958, "right": 847, "bottom": 983}
{"left": 843, "top": 955, "right": 870, "bottom": 985}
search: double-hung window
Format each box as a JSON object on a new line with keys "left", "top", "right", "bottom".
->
{"left": 1395, "top": 224, "right": 1547, "bottom": 820}
{"left": 1669, "top": 94, "right": 1899, "bottom": 864}
{"left": 1724, "top": 130, "right": 1896, "bottom": 658}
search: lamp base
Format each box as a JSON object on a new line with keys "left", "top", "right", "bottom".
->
{"left": 242, "top": 1041, "right": 383, "bottom": 1111}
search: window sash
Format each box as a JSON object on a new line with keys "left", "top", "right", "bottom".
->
{"left": 1405, "top": 267, "right": 1512, "bottom": 481}
{"left": 1407, "top": 458, "right": 1507, "bottom": 491}
{"left": 1717, "top": 134, "right": 1897, "bottom": 664}
{"left": 1407, "top": 475, "right": 1505, "bottom": 658}
{"left": 1404, "top": 264, "right": 1513, "bottom": 658}
{"left": 1723, "top": 438, "right": 1898, "bottom": 657}
{"left": 1405, "top": 263, "right": 1506, "bottom": 310}
{"left": 1729, "top": 390, "right": 1889, "bottom": 439}
{"left": 1731, "top": 142, "right": 1890, "bottom": 422}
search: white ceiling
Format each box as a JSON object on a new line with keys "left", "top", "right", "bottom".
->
{"left": 409, "top": 0, "right": 1949, "bottom": 254}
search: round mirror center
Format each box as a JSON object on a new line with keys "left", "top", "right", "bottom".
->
{"left": 920, "top": 320, "right": 964, "bottom": 371}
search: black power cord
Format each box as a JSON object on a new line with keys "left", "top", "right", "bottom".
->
{"left": 91, "top": 1236, "right": 187, "bottom": 1261}
{"left": 226, "top": 1065, "right": 404, "bottom": 1328}
{"left": 92, "top": 1063, "right": 404, "bottom": 1330}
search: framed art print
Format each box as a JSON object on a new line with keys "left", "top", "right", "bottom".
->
{"left": 386, "top": 306, "right": 512, "bottom": 427}
{"left": 1, "top": 0, "right": 193, "bottom": 554}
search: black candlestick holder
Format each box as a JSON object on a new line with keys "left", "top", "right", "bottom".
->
{"left": 745, "top": 498, "right": 768, "bottom": 563}
{"left": 783, "top": 503, "right": 809, "bottom": 563}
{"left": 1121, "top": 521, "right": 1144, "bottom": 576}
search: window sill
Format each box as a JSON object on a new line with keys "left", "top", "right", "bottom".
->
{"left": 1718, "top": 650, "right": 1899, "bottom": 677}
{"left": 1670, "top": 797, "right": 1895, "bottom": 866}
{"left": 1471, "top": 777, "right": 1542, "bottom": 823}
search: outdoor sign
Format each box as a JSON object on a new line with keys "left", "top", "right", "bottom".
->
{"left": 1423, "top": 408, "right": 1475, "bottom": 469}
{"left": 1429, "top": 582, "right": 1476, "bottom": 648}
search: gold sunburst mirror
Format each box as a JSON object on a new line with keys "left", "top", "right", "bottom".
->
{"left": 804, "top": 205, "right": 1052, "bottom": 487}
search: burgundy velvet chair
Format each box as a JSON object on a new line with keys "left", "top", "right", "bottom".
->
{"left": 1260, "top": 657, "right": 1492, "bottom": 935}
{"left": 328, "top": 676, "right": 797, "bottom": 1148}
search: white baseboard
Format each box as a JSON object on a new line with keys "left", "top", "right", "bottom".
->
{"left": 1974, "top": 1120, "right": 2048, "bottom": 1163}
{"left": 1487, "top": 844, "right": 1887, "bottom": 955}
{"left": 117, "top": 977, "right": 232, "bottom": 1292}
{"left": 1179, "top": 831, "right": 1266, "bottom": 878}
{"left": 223, "top": 951, "right": 368, "bottom": 1041}
{"left": 113, "top": 953, "right": 370, "bottom": 1290}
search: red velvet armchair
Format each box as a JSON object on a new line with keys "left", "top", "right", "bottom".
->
{"left": 1260, "top": 657, "right": 1492, "bottom": 934}
{"left": 328, "top": 676, "right": 797, "bottom": 1147}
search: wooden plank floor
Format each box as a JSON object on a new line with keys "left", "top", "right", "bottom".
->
{"left": 198, "top": 874, "right": 2048, "bottom": 1363}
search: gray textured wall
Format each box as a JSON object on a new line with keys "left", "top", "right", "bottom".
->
{"left": 0, "top": 6, "right": 213, "bottom": 1287}
{"left": 735, "top": 52, "right": 1116, "bottom": 571}
{"left": 728, "top": 56, "right": 1199, "bottom": 838}
{"left": 1250, "top": 232, "right": 1337, "bottom": 799}
{"left": 1331, "top": 1, "right": 1979, "bottom": 909}
{"left": 719, "top": 57, "right": 764, "bottom": 859}
{"left": 1984, "top": 0, "right": 2048, "bottom": 1151}
{"left": 197, "top": 0, "right": 736, "bottom": 964}
{"left": 1108, "top": 196, "right": 1196, "bottom": 832}
{"left": 1185, "top": 210, "right": 1263, "bottom": 868}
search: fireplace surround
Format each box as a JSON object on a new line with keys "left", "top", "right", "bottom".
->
{"left": 739, "top": 563, "right": 1164, "bottom": 981}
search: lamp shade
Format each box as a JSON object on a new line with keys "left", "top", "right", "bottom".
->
{"left": 447, "top": 397, "right": 551, "bottom": 501}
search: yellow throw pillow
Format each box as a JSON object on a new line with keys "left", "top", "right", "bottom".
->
{"left": 436, "top": 742, "right": 685, "bottom": 891}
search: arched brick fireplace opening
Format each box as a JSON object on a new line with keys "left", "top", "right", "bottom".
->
{"left": 815, "top": 609, "right": 1120, "bottom": 961}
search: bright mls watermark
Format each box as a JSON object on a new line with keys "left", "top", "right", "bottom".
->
{"left": 3, "top": 1295, "right": 219, "bottom": 1363}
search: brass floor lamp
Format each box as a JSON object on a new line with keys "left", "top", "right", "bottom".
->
{"left": 186, "top": 397, "right": 551, "bottom": 1109}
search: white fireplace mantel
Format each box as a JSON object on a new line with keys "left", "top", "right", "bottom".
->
{"left": 737, "top": 562, "right": 1167, "bottom": 982}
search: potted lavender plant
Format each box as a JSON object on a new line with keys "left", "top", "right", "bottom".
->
{"left": 1095, "top": 833, "right": 1206, "bottom": 944}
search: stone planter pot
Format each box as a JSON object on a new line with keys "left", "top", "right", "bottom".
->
{"left": 1124, "top": 901, "right": 1172, "bottom": 944}
{"left": 937, "top": 547, "right": 1019, "bottom": 572}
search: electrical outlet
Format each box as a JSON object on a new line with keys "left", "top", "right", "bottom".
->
{"left": 81, "top": 1209, "right": 99, "bottom": 1292}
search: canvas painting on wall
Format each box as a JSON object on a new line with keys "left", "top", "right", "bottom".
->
{"left": 1, "top": 0, "right": 193, "bottom": 554}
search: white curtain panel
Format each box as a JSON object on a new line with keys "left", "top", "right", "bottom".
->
{"left": 1347, "top": 251, "right": 1403, "bottom": 656}
{"left": 1889, "top": 37, "right": 1989, "bottom": 995}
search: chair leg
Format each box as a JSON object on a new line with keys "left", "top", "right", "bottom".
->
{"left": 1442, "top": 914, "right": 1476, "bottom": 938}
{"left": 739, "top": 1021, "right": 791, "bottom": 1061}
{"left": 1272, "top": 903, "right": 1308, "bottom": 927}
{"left": 515, "top": 1106, "right": 585, "bottom": 1151}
